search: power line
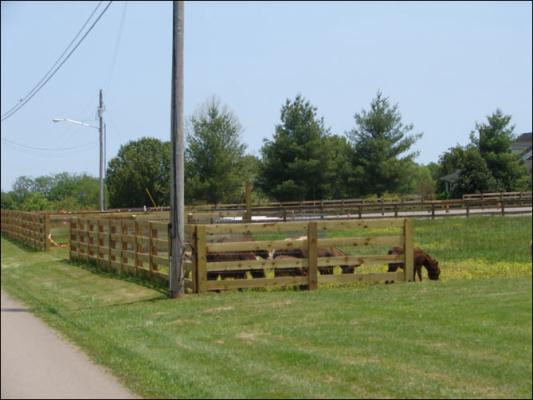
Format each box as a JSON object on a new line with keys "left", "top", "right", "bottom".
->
{"left": 106, "top": 109, "right": 125, "bottom": 144}
{"left": 1, "top": 1, "right": 113, "bottom": 122}
{"left": 1, "top": 137, "right": 98, "bottom": 152}
{"left": 4, "top": 145, "right": 98, "bottom": 159}
{"left": 1, "top": 2, "right": 104, "bottom": 120}
{"left": 105, "top": 1, "right": 128, "bottom": 95}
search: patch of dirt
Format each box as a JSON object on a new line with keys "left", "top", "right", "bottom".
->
{"left": 236, "top": 331, "right": 266, "bottom": 343}
{"left": 270, "top": 300, "right": 294, "bottom": 308}
{"left": 205, "top": 306, "right": 234, "bottom": 314}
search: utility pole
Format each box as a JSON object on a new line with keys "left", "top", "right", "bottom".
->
{"left": 169, "top": 0, "right": 185, "bottom": 298}
{"left": 98, "top": 89, "right": 105, "bottom": 212}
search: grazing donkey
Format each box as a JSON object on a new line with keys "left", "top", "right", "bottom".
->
{"left": 387, "top": 246, "right": 440, "bottom": 281}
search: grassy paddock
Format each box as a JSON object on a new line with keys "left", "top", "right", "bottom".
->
{"left": 255, "top": 216, "right": 532, "bottom": 281}
{"left": 2, "top": 215, "right": 532, "bottom": 399}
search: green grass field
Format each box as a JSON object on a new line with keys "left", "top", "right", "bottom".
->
{"left": 2, "top": 215, "right": 532, "bottom": 398}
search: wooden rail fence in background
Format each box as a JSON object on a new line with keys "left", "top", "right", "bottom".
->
{"left": 0, "top": 210, "right": 50, "bottom": 250}
{"left": 35, "top": 191, "right": 532, "bottom": 231}
{"left": 186, "top": 195, "right": 532, "bottom": 224}
{"left": 462, "top": 191, "right": 532, "bottom": 201}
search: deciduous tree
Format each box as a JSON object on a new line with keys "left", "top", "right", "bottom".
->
{"left": 106, "top": 137, "right": 170, "bottom": 208}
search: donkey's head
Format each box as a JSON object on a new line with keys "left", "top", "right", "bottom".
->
{"left": 424, "top": 254, "right": 441, "bottom": 280}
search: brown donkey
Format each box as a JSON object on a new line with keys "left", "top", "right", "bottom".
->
{"left": 387, "top": 246, "right": 440, "bottom": 281}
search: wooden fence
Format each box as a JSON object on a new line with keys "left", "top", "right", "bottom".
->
{"left": 68, "top": 217, "right": 194, "bottom": 291}
{"left": 37, "top": 191, "right": 533, "bottom": 232}
{"left": 0, "top": 210, "right": 50, "bottom": 250}
{"left": 462, "top": 191, "right": 532, "bottom": 201}
{"left": 186, "top": 195, "right": 532, "bottom": 224}
{"left": 192, "top": 218, "right": 413, "bottom": 292}
{"left": 65, "top": 215, "right": 412, "bottom": 293}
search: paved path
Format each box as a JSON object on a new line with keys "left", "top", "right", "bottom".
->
{"left": 1, "top": 291, "right": 137, "bottom": 399}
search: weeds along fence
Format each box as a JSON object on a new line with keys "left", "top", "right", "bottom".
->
{"left": 0, "top": 210, "right": 50, "bottom": 250}
{"left": 67, "top": 215, "right": 413, "bottom": 293}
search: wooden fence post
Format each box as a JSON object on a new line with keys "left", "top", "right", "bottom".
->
{"left": 358, "top": 205, "right": 362, "bottom": 219}
{"left": 69, "top": 219, "right": 75, "bottom": 260}
{"left": 431, "top": 204, "right": 435, "bottom": 219}
{"left": 195, "top": 225, "right": 207, "bottom": 293}
{"left": 134, "top": 220, "right": 139, "bottom": 272}
{"left": 81, "top": 218, "right": 88, "bottom": 262}
{"left": 98, "top": 219, "right": 106, "bottom": 267}
{"left": 466, "top": 204, "right": 470, "bottom": 217}
{"left": 148, "top": 222, "right": 154, "bottom": 275}
{"left": 501, "top": 200, "right": 505, "bottom": 216}
{"left": 77, "top": 217, "right": 82, "bottom": 260}
{"left": 96, "top": 220, "right": 101, "bottom": 267}
{"left": 244, "top": 181, "right": 252, "bottom": 223}
{"left": 121, "top": 220, "right": 126, "bottom": 273}
{"left": 108, "top": 220, "right": 114, "bottom": 271}
{"left": 44, "top": 213, "right": 50, "bottom": 251}
{"left": 403, "top": 218, "right": 414, "bottom": 282}
{"left": 307, "top": 221, "right": 318, "bottom": 290}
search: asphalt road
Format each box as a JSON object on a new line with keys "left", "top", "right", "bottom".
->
{"left": 1, "top": 291, "right": 136, "bottom": 399}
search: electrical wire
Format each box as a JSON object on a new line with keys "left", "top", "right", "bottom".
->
{"left": 105, "top": 1, "right": 128, "bottom": 96}
{"left": 106, "top": 110, "right": 125, "bottom": 144}
{"left": 1, "top": 2, "right": 104, "bottom": 120}
{"left": 2, "top": 137, "right": 98, "bottom": 152}
{"left": 1, "top": 1, "right": 113, "bottom": 122}
{"left": 4, "top": 145, "right": 98, "bottom": 159}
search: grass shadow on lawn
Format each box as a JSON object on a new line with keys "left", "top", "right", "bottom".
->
{"left": 0, "top": 233, "right": 44, "bottom": 253}
{"left": 66, "top": 258, "right": 168, "bottom": 296}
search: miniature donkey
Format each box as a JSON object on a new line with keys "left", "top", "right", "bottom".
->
{"left": 387, "top": 246, "right": 440, "bottom": 281}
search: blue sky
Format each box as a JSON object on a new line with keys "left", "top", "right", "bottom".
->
{"left": 1, "top": 1, "right": 532, "bottom": 191}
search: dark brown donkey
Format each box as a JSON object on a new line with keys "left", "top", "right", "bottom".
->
{"left": 272, "top": 247, "right": 355, "bottom": 276}
{"left": 387, "top": 246, "right": 440, "bottom": 281}
{"left": 207, "top": 236, "right": 268, "bottom": 280}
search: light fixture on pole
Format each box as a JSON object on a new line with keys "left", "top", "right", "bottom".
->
{"left": 52, "top": 118, "right": 96, "bottom": 128}
{"left": 52, "top": 91, "right": 106, "bottom": 212}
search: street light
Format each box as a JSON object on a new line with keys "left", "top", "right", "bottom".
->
{"left": 52, "top": 101, "right": 106, "bottom": 212}
{"left": 52, "top": 118, "right": 97, "bottom": 129}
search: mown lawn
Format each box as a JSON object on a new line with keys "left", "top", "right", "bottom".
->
{"left": 1, "top": 215, "right": 532, "bottom": 398}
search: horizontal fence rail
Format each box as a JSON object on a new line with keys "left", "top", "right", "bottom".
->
{"left": 31, "top": 191, "right": 532, "bottom": 232}
{"left": 186, "top": 195, "right": 532, "bottom": 224}
{"left": 193, "top": 218, "right": 414, "bottom": 293}
{"left": 63, "top": 214, "right": 414, "bottom": 295}
{"left": 69, "top": 217, "right": 194, "bottom": 292}
{"left": 1, "top": 210, "right": 50, "bottom": 250}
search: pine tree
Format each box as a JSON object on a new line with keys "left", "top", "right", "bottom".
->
{"left": 185, "top": 97, "right": 247, "bottom": 205}
{"left": 347, "top": 92, "right": 422, "bottom": 197}
{"left": 258, "top": 95, "right": 336, "bottom": 201}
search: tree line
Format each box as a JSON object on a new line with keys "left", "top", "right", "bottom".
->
{"left": 2, "top": 92, "right": 530, "bottom": 211}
